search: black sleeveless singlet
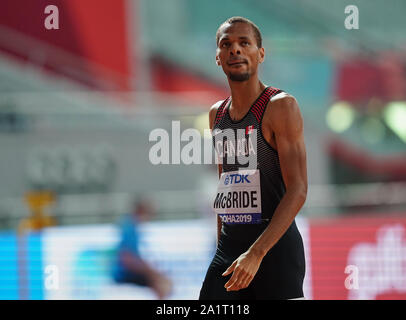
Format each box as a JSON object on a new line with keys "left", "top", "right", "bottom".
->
{"left": 199, "top": 86, "right": 306, "bottom": 300}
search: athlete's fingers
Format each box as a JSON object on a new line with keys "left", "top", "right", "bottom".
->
{"left": 222, "top": 260, "right": 237, "bottom": 276}
{"left": 228, "top": 272, "right": 248, "bottom": 291}
{"left": 224, "top": 267, "right": 242, "bottom": 290}
{"left": 241, "top": 274, "right": 253, "bottom": 289}
{"left": 237, "top": 270, "right": 252, "bottom": 289}
{"left": 224, "top": 270, "right": 239, "bottom": 289}
{"left": 236, "top": 271, "right": 251, "bottom": 289}
{"left": 225, "top": 268, "right": 247, "bottom": 291}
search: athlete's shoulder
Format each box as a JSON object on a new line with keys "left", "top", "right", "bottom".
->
{"left": 209, "top": 99, "right": 227, "bottom": 129}
{"left": 209, "top": 100, "right": 224, "bottom": 114}
{"left": 263, "top": 91, "right": 303, "bottom": 133}
{"left": 269, "top": 90, "right": 297, "bottom": 104}
{"left": 268, "top": 91, "right": 301, "bottom": 117}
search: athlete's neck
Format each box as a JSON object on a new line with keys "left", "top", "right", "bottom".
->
{"left": 228, "top": 79, "right": 266, "bottom": 113}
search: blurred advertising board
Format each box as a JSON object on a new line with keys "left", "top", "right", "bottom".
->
{"left": 1, "top": 216, "right": 406, "bottom": 300}
{"left": 311, "top": 216, "right": 406, "bottom": 300}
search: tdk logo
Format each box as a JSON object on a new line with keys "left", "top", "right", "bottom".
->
{"left": 224, "top": 174, "right": 250, "bottom": 185}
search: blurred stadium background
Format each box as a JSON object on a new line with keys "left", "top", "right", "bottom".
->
{"left": 0, "top": 0, "right": 406, "bottom": 300}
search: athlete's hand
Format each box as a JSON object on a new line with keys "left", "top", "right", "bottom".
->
{"left": 222, "top": 250, "right": 263, "bottom": 291}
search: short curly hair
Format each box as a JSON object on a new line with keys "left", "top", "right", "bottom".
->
{"left": 216, "top": 16, "right": 262, "bottom": 48}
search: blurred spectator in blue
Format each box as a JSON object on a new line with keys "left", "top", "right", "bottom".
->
{"left": 112, "top": 196, "right": 172, "bottom": 299}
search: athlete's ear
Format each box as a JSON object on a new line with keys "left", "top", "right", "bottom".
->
{"left": 215, "top": 53, "right": 221, "bottom": 66}
{"left": 259, "top": 47, "right": 265, "bottom": 64}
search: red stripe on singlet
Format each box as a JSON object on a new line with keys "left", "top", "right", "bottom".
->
{"left": 251, "top": 87, "right": 278, "bottom": 121}
{"left": 214, "top": 98, "right": 230, "bottom": 125}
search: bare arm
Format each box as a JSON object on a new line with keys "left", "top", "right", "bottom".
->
{"left": 248, "top": 95, "right": 307, "bottom": 258}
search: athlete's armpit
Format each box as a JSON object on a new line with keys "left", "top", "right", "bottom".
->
{"left": 209, "top": 100, "right": 224, "bottom": 245}
{"left": 209, "top": 100, "right": 224, "bottom": 131}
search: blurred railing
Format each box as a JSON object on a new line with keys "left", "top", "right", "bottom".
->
{"left": 0, "top": 190, "right": 201, "bottom": 229}
{"left": 1, "top": 182, "right": 405, "bottom": 230}
{"left": 305, "top": 182, "right": 406, "bottom": 211}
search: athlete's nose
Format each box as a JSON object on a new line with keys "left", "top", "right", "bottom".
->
{"left": 229, "top": 43, "right": 241, "bottom": 55}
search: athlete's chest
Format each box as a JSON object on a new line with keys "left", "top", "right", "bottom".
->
{"left": 213, "top": 115, "right": 258, "bottom": 163}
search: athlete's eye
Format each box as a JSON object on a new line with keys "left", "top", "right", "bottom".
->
{"left": 221, "top": 42, "right": 230, "bottom": 48}
{"left": 241, "top": 41, "right": 250, "bottom": 46}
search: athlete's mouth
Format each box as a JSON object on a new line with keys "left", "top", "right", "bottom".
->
{"left": 228, "top": 60, "right": 247, "bottom": 66}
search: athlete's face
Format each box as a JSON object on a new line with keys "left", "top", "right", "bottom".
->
{"left": 216, "top": 22, "right": 264, "bottom": 82}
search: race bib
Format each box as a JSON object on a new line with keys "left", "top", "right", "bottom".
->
{"left": 213, "top": 169, "right": 262, "bottom": 224}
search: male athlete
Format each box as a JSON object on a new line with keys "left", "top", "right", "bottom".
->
{"left": 199, "top": 17, "right": 307, "bottom": 300}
